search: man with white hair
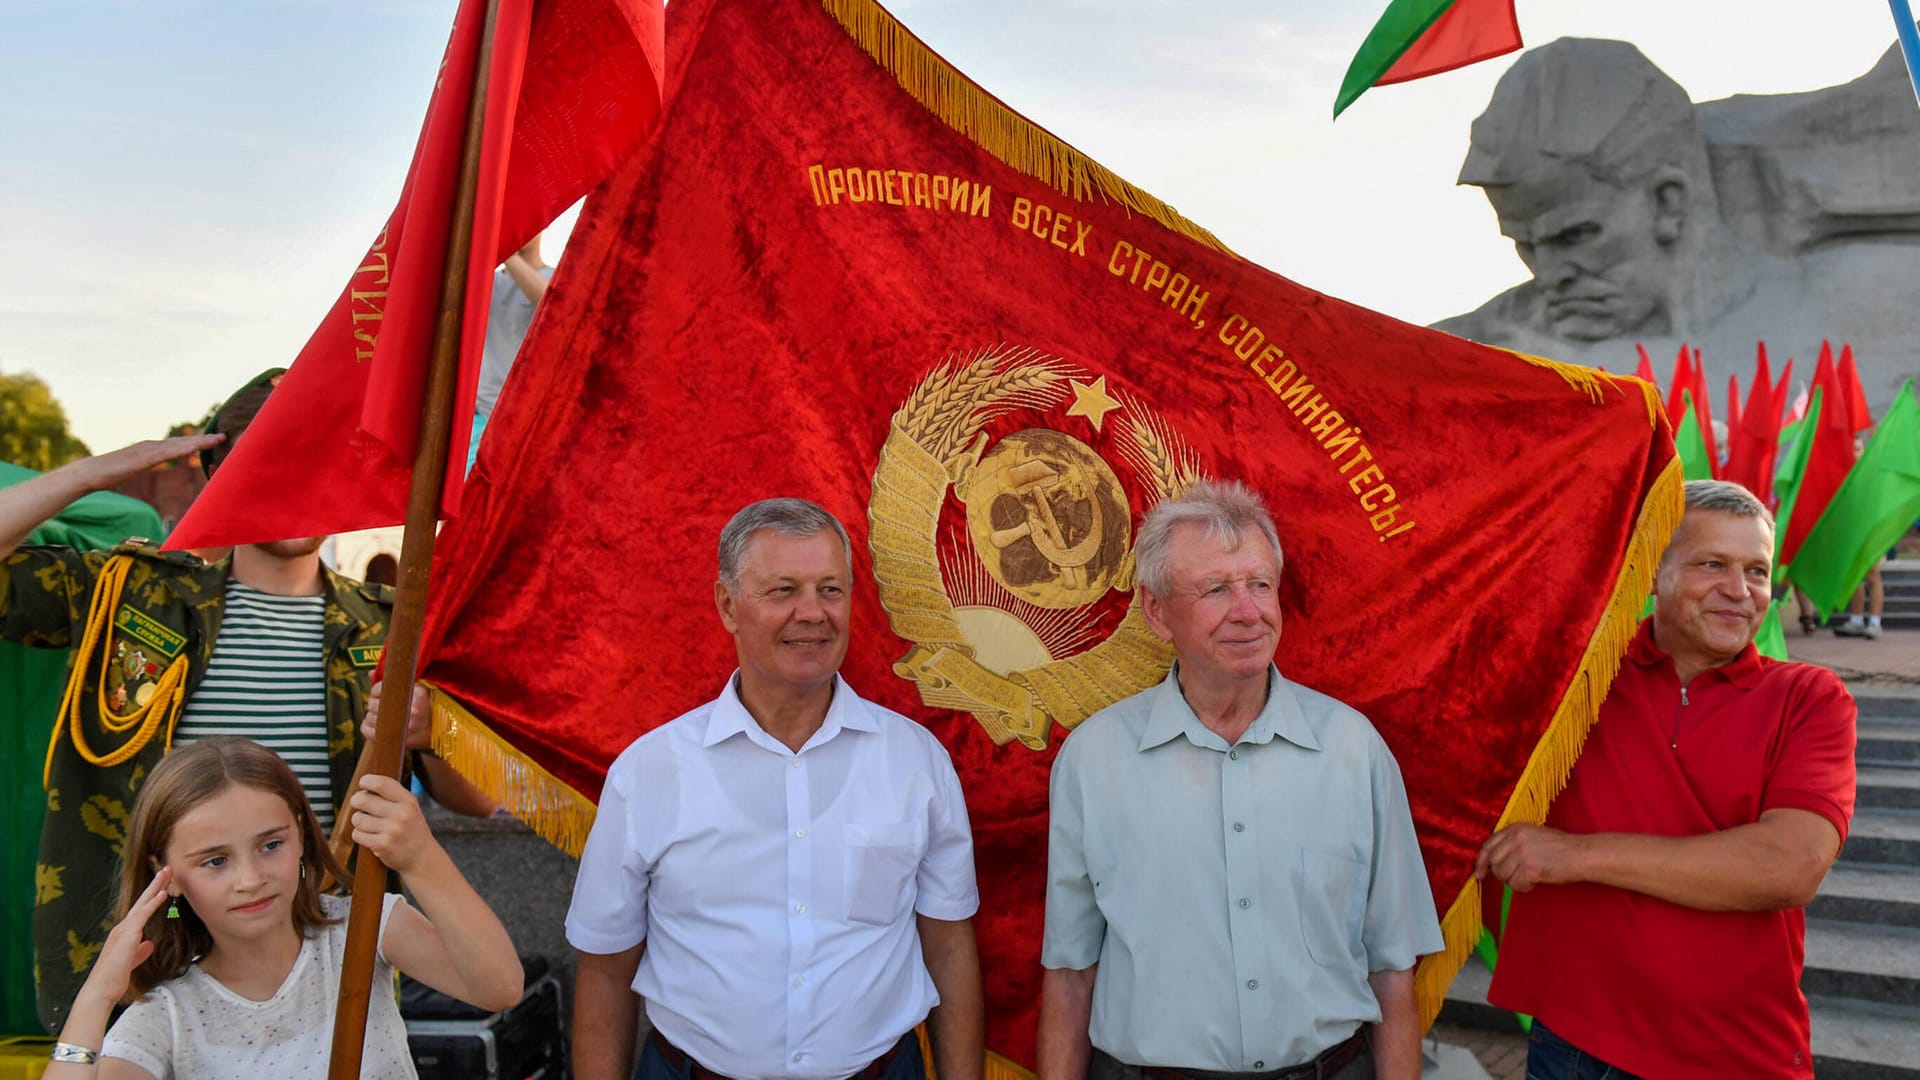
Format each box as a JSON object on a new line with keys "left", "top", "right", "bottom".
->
{"left": 1037, "top": 479, "right": 1441, "bottom": 1080}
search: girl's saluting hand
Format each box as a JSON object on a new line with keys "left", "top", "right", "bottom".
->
{"left": 83, "top": 866, "right": 175, "bottom": 1006}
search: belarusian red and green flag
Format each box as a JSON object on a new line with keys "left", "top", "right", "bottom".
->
{"left": 1781, "top": 346, "right": 1861, "bottom": 568}
{"left": 1335, "top": 0, "right": 1522, "bottom": 115}
{"left": 1789, "top": 381, "right": 1920, "bottom": 613}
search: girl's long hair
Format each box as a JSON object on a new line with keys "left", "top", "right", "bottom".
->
{"left": 117, "top": 737, "right": 350, "bottom": 996}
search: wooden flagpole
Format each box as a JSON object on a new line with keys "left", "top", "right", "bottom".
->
{"left": 327, "top": 0, "right": 503, "bottom": 1073}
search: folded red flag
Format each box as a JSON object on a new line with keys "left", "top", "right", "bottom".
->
{"left": 414, "top": 0, "right": 1680, "bottom": 1065}
{"left": 1838, "top": 343, "right": 1875, "bottom": 434}
{"left": 167, "top": 0, "right": 665, "bottom": 549}
{"left": 1782, "top": 345, "right": 1857, "bottom": 566}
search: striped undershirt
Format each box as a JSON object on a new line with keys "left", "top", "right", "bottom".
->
{"left": 175, "top": 581, "right": 335, "bottom": 827}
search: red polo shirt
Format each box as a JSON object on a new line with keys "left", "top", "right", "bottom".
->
{"left": 1488, "top": 619, "right": 1856, "bottom": 1079}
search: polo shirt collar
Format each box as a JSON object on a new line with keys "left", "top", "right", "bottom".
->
{"left": 702, "top": 671, "right": 878, "bottom": 750}
{"left": 1627, "top": 617, "right": 1764, "bottom": 689}
{"left": 1138, "top": 664, "right": 1321, "bottom": 753}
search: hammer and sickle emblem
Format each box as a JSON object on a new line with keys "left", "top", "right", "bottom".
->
{"left": 987, "top": 458, "right": 1105, "bottom": 591}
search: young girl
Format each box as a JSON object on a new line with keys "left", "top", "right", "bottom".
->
{"left": 46, "top": 736, "right": 525, "bottom": 1079}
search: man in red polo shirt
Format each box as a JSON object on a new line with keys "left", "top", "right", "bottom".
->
{"left": 1475, "top": 479, "right": 1856, "bottom": 1080}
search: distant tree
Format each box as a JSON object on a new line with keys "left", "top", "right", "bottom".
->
{"left": 0, "top": 371, "right": 90, "bottom": 471}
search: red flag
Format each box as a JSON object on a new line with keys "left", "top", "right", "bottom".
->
{"left": 1665, "top": 343, "right": 1694, "bottom": 425}
{"left": 1773, "top": 357, "right": 1795, "bottom": 429}
{"left": 1727, "top": 374, "right": 1742, "bottom": 446}
{"left": 1689, "top": 348, "right": 1719, "bottom": 479}
{"left": 1838, "top": 343, "right": 1874, "bottom": 433}
{"left": 409, "top": 0, "right": 1680, "bottom": 1061}
{"left": 1634, "top": 343, "right": 1657, "bottom": 386}
{"left": 167, "top": 0, "right": 666, "bottom": 549}
{"left": 1725, "top": 344, "right": 1778, "bottom": 500}
{"left": 1781, "top": 347, "right": 1857, "bottom": 566}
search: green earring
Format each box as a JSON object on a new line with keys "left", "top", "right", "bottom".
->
{"left": 166, "top": 898, "right": 179, "bottom": 920}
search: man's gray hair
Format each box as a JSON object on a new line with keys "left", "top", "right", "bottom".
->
{"left": 716, "top": 498, "right": 853, "bottom": 590}
{"left": 1682, "top": 479, "right": 1774, "bottom": 529}
{"left": 1134, "top": 479, "right": 1284, "bottom": 596}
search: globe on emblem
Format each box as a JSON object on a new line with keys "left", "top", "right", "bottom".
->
{"left": 959, "top": 428, "right": 1132, "bottom": 610}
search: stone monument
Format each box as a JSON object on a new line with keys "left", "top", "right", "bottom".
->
{"left": 1435, "top": 38, "right": 1920, "bottom": 410}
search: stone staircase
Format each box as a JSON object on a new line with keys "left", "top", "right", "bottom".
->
{"left": 1875, "top": 563, "right": 1920, "bottom": 631}
{"left": 1440, "top": 684, "right": 1920, "bottom": 1078}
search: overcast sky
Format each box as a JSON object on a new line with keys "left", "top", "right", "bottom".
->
{"left": 0, "top": 0, "right": 1902, "bottom": 454}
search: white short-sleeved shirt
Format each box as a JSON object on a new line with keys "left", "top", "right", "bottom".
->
{"left": 103, "top": 893, "right": 413, "bottom": 1080}
{"left": 1043, "top": 665, "right": 1443, "bottom": 1071}
{"left": 566, "top": 673, "right": 979, "bottom": 1080}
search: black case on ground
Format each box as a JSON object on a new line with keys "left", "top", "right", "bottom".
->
{"left": 402, "top": 954, "right": 566, "bottom": 1080}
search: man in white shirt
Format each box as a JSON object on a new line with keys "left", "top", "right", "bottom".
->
{"left": 568, "top": 498, "right": 985, "bottom": 1080}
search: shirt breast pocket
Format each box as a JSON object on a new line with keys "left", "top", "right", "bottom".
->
{"left": 844, "top": 821, "right": 923, "bottom": 926}
{"left": 1299, "top": 846, "right": 1365, "bottom": 970}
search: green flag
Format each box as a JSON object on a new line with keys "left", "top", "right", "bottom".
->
{"left": 1774, "top": 388, "right": 1824, "bottom": 576}
{"left": 1675, "top": 390, "right": 1715, "bottom": 482}
{"left": 1787, "top": 380, "right": 1920, "bottom": 613}
{"left": 1753, "top": 595, "right": 1790, "bottom": 660}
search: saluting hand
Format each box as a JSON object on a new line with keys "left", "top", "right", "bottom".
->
{"left": 77, "top": 435, "right": 226, "bottom": 493}
{"left": 78, "top": 866, "right": 174, "bottom": 1007}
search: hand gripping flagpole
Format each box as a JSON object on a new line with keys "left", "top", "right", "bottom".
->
{"left": 327, "top": 0, "right": 502, "bottom": 1073}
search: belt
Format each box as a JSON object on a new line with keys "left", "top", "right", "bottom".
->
{"left": 1137, "top": 1029, "right": 1368, "bottom": 1080}
{"left": 646, "top": 1028, "right": 915, "bottom": 1080}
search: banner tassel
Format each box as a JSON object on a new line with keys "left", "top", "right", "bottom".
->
{"left": 816, "top": 0, "right": 1236, "bottom": 257}
{"left": 427, "top": 685, "right": 598, "bottom": 857}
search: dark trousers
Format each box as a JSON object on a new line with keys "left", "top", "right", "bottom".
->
{"left": 1088, "top": 1045, "right": 1373, "bottom": 1080}
{"left": 636, "top": 1030, "right": 926, "bottom": 1080}
{"left": 1524, "top": 1022, "right": 1643, "bottom": 1080}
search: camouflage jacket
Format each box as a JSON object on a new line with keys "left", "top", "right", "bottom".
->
{"left": 0, "top": 541, "right": 390, "bottom": 1030}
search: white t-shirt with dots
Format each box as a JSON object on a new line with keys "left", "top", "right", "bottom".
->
{"left": 102, "top": 893, "right": 414, "bottom": 1079}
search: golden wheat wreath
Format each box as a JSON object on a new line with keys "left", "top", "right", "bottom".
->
{"left": 867, "top": 345, "right": 1205, "bottom": 750}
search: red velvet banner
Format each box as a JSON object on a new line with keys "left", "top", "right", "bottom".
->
{"left": 168, "top": 0, "right": 665, "bottom": 549}
{"left": 416, "top": 0, "right": 1678, "bottom": 1064}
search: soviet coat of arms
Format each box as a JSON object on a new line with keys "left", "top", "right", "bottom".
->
{"left": 869, "top": 346, "right": 1202, "bottom": 750}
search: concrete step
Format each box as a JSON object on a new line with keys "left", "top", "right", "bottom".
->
{"left": 1860, "top": 721, "right": 1920, "bottom": 766}
{"left": 1441, "top": 959, "right": 1920, "bottom": 1077}
{"left": 1860, "top": 766, "right": 1920, "bottom": 811}
{"left": 1846, "top": 810, "right": 1920, "bottom": 867}
{"left": 1852, "top": 688, "right": 1920, "bottom": 724}
{"left": 1806, "top": 996, "right": 1920, "bottom": 1080}
{"left": 1804, "top": 921, "right": 1920, "bottom": 1009}
{"left": 1813, "top": 862, "right": 1920, "bottom": 929}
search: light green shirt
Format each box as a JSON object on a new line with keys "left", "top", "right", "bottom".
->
{"left": 1042, "top": 665, "right": 1443, "bottom": 1070}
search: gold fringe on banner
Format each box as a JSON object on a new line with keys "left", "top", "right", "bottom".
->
{"left": 816, "top": 0, "right": 1236, "bottom": 257}
{"left": 1409, "top": 452, "right": 1685, "bottom": 1029}
{"left": 1499, "top": 347, "right": 1619, "bottom": 406}
{"left": 985, "top": 1050, "right": 1032, "bottom": 1080}
{"left": 426, "top": 684, "right": 599, "bottom": 857}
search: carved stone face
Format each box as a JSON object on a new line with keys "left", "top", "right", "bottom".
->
{"left": 1485, "top": 165, "right": 1682, "bottom": 342}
